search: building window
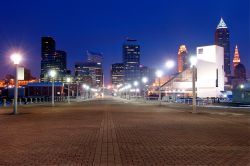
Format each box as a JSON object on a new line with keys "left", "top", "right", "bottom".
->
{"left": 198, "top": 48, "right": 203, "bottom": 54}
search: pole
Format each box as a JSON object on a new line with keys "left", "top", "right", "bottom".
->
{"left": 13, "top": 64, "right": 18, "bottom": 114}
{"left": 76, "top": 81, "right": 79, "bottom": 99}
{"left": 158, "top": 77, "right": 161, "bottom": 104}
{"left": 68, "top": 83, "right": 70, "bottom": 103}
{"left": 144, "top": 86, "right": 146, "bottom": 102}
{"left": 192, "top": 66, "right": 196, "bottom": 113}
{"left": 52, "top": 78, "right": 55, "bottom": 107}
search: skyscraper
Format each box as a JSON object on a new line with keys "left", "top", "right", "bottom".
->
{"left": 123, "top": 39, "right": 140, "bottom": 83}
{"left": 40, "top": 37, "right": 68, "bottom": 82}
{"left": 140, "top": 65, "right": 155, "bottom": 85}
{"left": 41, "top": 37, "right": 56, "bottom": 81}
{"left": 233, "top": 45, "right": 240, "bottom": 69}
{"left": 215, "top": 18, "right": 231, "bottom": 82}
{"left": 111, "top": 63, "right": 124, "bottom": 86}
{"left": 177, "top": 45, "right": 189, "bottom": 73}
{"left": 87, "top": 51, "right": 103, "bottom": 65}
{"left": 75, "top": 62, "right": 103, "bottom": 87}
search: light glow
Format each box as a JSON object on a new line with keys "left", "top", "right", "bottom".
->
{"left": 142, "top": 77, "right": 148, "bottom": 84}
{"left": 190, "top": 56, "right": 197, "bottom": 67}
{"left": 133, "top": 81, "right": 138, "bottom": 87}
{"left": 165, "top": 60, "right": 175, "bottom": 69}
{"left": 156, "top": 70, "right": 163, "bottom": 78}
{"left": 11, "top": 53, "right": 22, "bottom": 65}
{"left": 49, "top": 70, "right": 56, "bottom": 78}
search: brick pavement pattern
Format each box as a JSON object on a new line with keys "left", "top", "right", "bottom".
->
{"left": 0, "top": 98, "right": 249, "bottom": 165}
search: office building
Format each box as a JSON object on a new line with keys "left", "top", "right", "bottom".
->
{"left": 87, "top": 51, "right": 103, "bottom": 65}
{"left": 75, "top": 62, "right": 103, "bottom": 87}
{"left": 40, "top": 37, "right": 68, "bottom": 82}
{"left": 215, "top": 18, "right": 231, "bottom": 83}
{"left": 111, "top": 63, "right": 124, "bottom": 86}
{"left": 123, "top": 39, "right": 140, "bottom": 83}
{"left": 140, "top": 65, "right": 155, "bottom": 84}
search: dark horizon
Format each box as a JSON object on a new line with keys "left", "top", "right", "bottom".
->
{"left": 0, "top": 0, "right": 249, "bottom": 84}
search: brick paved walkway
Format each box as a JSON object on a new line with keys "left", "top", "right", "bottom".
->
{"left": 0, "top": 98, "right": 249, "bottom": 165}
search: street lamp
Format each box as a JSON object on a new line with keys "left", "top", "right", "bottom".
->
{"left": 156, "top": 70, "right": 163, "bottom": 104}
{"left": 82, "top": 84, "right": 90, "bottom": 99}
{"left": 133, "top": 81, "right": 139, "bottom": 99}
{"left": 165, "top": 60, "right": 175, "bottom": 69}
{"left": 190, "top": 56, "right": 197, "bottom": 113}
{"left": 49, "top": 70, "right": 56, "bottom": 107}
{"left": 125, "top": 84, "right": 131, "bottom": 100}
{"left": 142, "top": 77, "right": 148, "bottom": 102}
{"left": 10, "top": 53, "right": 22, "bottom": 114}
{"left": 240, "top": 84, "right": 244, "bottom": 89}
{"left": 66, "top": 77, "right": 71, "bottom": 103}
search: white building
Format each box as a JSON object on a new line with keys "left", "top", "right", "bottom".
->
{"left": 196, "top": 45, "right": 224, "bottom": 97}
{"left": 162, "top": 45, "right": 224, "bottom": 98}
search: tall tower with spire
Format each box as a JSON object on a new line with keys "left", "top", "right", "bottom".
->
{"left": 233, "top": 45, "right": 240, "bottom": 68}
{"left": 215, "top": 18, "right": 231, "bottom": 83}
{"left": 177, "top": 45, "right": 188, "bottom": 73}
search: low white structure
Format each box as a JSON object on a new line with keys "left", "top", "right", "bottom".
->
{"left": 162, "top": 45, "right": 224, "bottom": 98}
{"left": 196, "top": 45, "right": 224, "bottom": 97}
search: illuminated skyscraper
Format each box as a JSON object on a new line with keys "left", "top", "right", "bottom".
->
{"left": 87, "top": 51, "right": 103, "bottom": 65}
{"left": 40, "top": 37, "right": 67, "bottom": 82}
{"left": 123, "top": 39, "right": 140, "bottom": 83}
{"left": 111, "top": 63, "right": 124, "bottom": 86}
{"left": 177, "top": 45, "right": 188, "bottom": 73}
{"left": 41, "top": 37, "right": 56, "bottom": 82}
{"left": 215, "top": 18, "right": 231, "bottom": 82}
{"left": 233, "top": 45, "right": 240, "bottom": 69}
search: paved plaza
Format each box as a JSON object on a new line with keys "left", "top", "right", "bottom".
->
{"left": 0, "top": 97, "right": 249, "bottom": 165}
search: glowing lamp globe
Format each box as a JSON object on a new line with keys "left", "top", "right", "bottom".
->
{"left": 133, "top": 81, "right": 139, "bottom": 87}
{"left": 142, "top": 77, "right": 148, "bottom": 84}
{"left": 11, "top": 53, "right": 22, "bottom": 65}
{"left": 165, "top": 60, "right": 175, "bottom": 69}
{"left": 156, "top": 70, "right": 163, "bottom": 78}
{"left": 49, "top": 70, "right": 56, "bottom": 78}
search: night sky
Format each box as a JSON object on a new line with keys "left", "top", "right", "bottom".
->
{"left": 0, "top": 0, "right": 249, "bottom": 84}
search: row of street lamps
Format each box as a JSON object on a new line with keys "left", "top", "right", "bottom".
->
{"left": 10, "top": 52, "right": 198, "bottom": 115}
{"left": 117, "top": 58, "right": 197, "bottom": 112}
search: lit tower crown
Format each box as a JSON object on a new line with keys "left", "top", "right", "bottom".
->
{"left": 177, "top": 45, "right": 188, "bottom": 73}
{"left": 217, "top": 18, "right": 228, "bottom": 29}
{"left": 233, "top": 45, "right": 240, "bottom": 68}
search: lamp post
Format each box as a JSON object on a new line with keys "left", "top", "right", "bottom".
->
{"left": 10, "top": 53, "right": 22, "bottom": 115}
{"left": 125, "top": 84, "right": 131, "bottom": 100}
{"left": 142, "top": 77, "right": 148, "bottom": 102}
{"left": 133, "top": 81, "right": 139, "bottom": 99}
{"left": 66, "top": 77, "right": 71, "bottom": 103}
{"left": 190, "top": 56, "right": 197, "bottom": 113}
{"left": 165, "top": 60, "right": 175, "bottom": 102}
{"left": 156, "top": 70, "right": 163, "bottom": 104}
{"left": 49, "top": 70, "right": 56, "bottom": 107}
{"left": 76, "top": 80, "right": 79, "bottom": 100}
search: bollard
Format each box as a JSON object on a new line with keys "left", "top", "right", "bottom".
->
{"left": 3, "top": 99, "right": 6, "bottom": 107}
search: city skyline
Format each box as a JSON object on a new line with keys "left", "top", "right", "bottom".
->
{"left": 0, "top": 0, "right": 249, "bottom": 84}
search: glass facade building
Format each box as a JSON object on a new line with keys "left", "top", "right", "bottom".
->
{"left": 40, "top": 37, "right": 67, "bottom": 82}
{"left": 122, "top": 39, "right": 140, "bottom": 83}
{"left": 111, "top": 63, "right": 124, "bottom": 86}
{"left": 215, "top": 18, "right": 231, "bottom": 83}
